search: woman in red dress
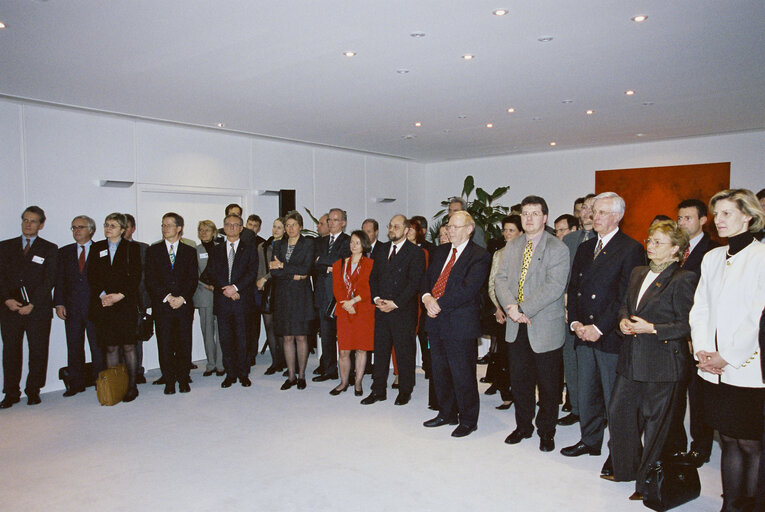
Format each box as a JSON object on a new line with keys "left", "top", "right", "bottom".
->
{"left": 331, "top": 230, "right": 375, "bottom": 396}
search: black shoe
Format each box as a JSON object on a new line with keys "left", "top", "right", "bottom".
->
{"left": 296, "top": 378, "right": 307, "bottom": 390}
{"left": 0, "top": 396, "right": 20, "bottom": 409}
{"left": 135, "top": 375, "right": 147, "bottom": 384}
{"left": 496, "top": 401, "right": 513, "bottom": 410}
{"left": 313, "top": 366, "right": 323, "bottom": 375}
{"left": 122, "top": 387, "right": 139, "bottom": 402}
{"left": 354, "top": 385, "right": 363, "bottom": 397}
{"left": 360, "top": 393, "right": 386, "bottom": 405}
{"left": 152, "top": 376, "right": 165, "bottom": 385}
{"left": 428, "top": 404, "right": 438, "bottom": 410}
{"left": 240, "top": 377, "right": 252, "bottom": 387}
{"left": 557, "top": 413, "right": 580, "bottom": 426}
{"left": 394, "top": 392, "right": 411, "bottom": 405}
{"left": 179, "top": 382, "right": 191, "bottom": 393}
{"left": 221, "top": 377, "right": 236, "bottom": 388}
{"left": 215, "top": 370, "right": 226, "bottom": 377}
{"left": 312, "top": 372, "right": 337, "bottom": 382}
{"left": 560, "top": 440, "right": 601, "bottom": 457}
{"left": 451, "top": 424, "right": 477, "bottom": 437}
{"left": 484, "top": 385, "right": 498, "bottom": 395}
{"left": 203, "top": 370, "right": 215, "bottom": 377}
{"left": 190, "top": 363, "right": 198, "bottom": 369}
{"left": 628, "top": 492, "right": 644, "bottom": 501}
{"left": 164, "top": 383, "right": 176, "bottom": 395}
{"left": 681, "top": 450, "right": 710, "bottom": 468}
{"left": 281, "top": 378, "right": 296, "bottom": 390}
{"left": 423, "top": 416, "right": 458, "bottom": 428}
{"left": 477, "top": 355, "right": 491, "bottom": 365}
{"left": 27, "top": 393, "right": 41, "bottom": 405}
{"left": 479, "top": 376, "right": 491, "bottom": 383}
{"left": 539, "top": 436, "right": 555, "bottom": 452}
{"left": 504, "top": 429, "right": 533, "bottom": 445}
{"left": 391, "top": 381, "right": 400, "bottom": 389}
{"left": 63, "top": 387, "right": 85, "bottom": 397}
{"left": 264, "top": 366, "right": 278, "bottom": 376}
{"left": 329, "top": 385, "right": 348, "bottom": 396}
{"left": 600, "top": 455, "right": 613, "bottom": 476}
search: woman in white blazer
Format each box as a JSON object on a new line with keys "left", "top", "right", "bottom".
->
{"left": 690, "top": 189, "right": 765, "bottom": 512}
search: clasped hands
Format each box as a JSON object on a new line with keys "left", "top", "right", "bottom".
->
{"left": 166, "top": 295, "right": 185, "bottom": 310}
{"left": 571, "top": 321, "right": 601, "bottom": 342}
{"left": 100, "top": 293, "right": 124, "bottom": 308}
{"left": 504, "top": 304, "right": 530, "bottom": 325}
{"left": 221, "top": 285, "right": 241, "bottom": 301}
{"left": 341, "top": 297, "right": 360, "bottom": 314}
{"left": 696, "top": 350, "right": 727, "bottom": 375}
{"left": 619, "top": 315, "right": 654, "bottom": 335}
{"left": 375, "top": 298, "right": 398, "bottom": 313}
{"left": 5, "top": 299, "right": 33, "bottom": 315}
{"left": 494, "top": 307, "right": 507, "bottom": 325}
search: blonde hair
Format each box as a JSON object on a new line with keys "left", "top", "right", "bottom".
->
{"left": 648, "top": 220, "right": 688, "bottom": 261}
{"left": 198, "top": 219, "right": 217, "bottom": 232}
{"left": 710, "top": 189, "right": 765, "bottom": 233}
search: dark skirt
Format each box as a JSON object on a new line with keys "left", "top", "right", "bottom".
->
{"left": 274, "top": 318, "right": 311, "bottom": 337}
{"left": 94, "top": 307, "right": 138, "bottom": 348}
{"left": 702, "top": 378, "right": 765, "bottom": 440}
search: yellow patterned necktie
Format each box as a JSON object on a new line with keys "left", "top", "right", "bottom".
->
{"left": 518, "top": 240, "right": 533, "bottom": 304}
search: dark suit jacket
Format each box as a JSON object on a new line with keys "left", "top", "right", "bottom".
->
{"left": 87, "top": 239, "right": 142, "bottom": 325}
{"left": 370, "top": 240, "right": 426, "bottom": 324}
{"left": 368, "top": 240, "right": 387, "bottom": 260}
{"left": 145, "top": 241, "right": 198, "bottom": 317}
{"left": 616, "top": 263, "right": 697, "bottom": 382}
{"left": 54, "top": 242, "right": 92, "bottom": 315}
{"left": 313, "top": 232, "right": 351, "bottom": 308}
{"left": 420, "top": 241, "right": 491, "bottom": 339}
{"left": 680, "top": 232, "right": 719, "bottom": 277}
{"left": 207, "top": 238, "right": 259, "bottom": 315}
{"left": 271, "top": 235, "right": 316, "bottom": 322}
{"left": 567, "top": 230, "right": 645, "bottom": 353}
{"left": 0, "top": 236, "right": 58, "bottom": 319}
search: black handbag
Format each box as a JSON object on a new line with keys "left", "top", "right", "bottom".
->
{"left": 642, "top": 460, "right": 700, "bottom": 511}
{"left": 136, "top": 310, "right": 154, "bottom": 342}
{"left": 260, "top": 280, "right": 273, "bottom": 314}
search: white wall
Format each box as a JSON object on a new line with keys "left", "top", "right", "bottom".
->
{"left": 422, "top": 131, "right": 765, "bottom": 226}
{"left": 0, "top": 98, "right": 418, "bottom": 394}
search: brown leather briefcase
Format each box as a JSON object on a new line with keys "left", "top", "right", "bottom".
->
{"left": 96, "top": 364, "right": 129, "bottom": 406}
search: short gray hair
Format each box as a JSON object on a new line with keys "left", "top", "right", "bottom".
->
{"left": 594, "top": 192, "right": 626, "bottom": 221}
{"left": 73, "top": 215, "right": 96, "bottom": 234}
{"left": 449, "top": 197, "right": 467, "bottom": 210}
{"left": 329, "top": 208, "right": 347, "bottom": 222}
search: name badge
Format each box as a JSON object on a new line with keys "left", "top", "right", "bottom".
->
{"left": 32, "top": 255, "right": 45, "bottom": 264}
{"left": 199, "top": 253, "right": 208, "bottom": 259}
{"left": 100, "top": 249, "right": 109, "bottom": 258}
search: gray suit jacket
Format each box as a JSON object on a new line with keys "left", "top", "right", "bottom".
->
{"left": 495, "top": 231, "right": 570, "bottom": 353}
{"left": 193, "top": 243, "right": 214, "bottom": 308}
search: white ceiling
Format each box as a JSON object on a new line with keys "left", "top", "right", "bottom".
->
{"left": 1, "top": 1, "right": 763, "bottom": 162}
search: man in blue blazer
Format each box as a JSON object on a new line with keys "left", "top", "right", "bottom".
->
{"left": 421, "top": 211, "right": 491, "bottom": 437}
{"left": 561, "top": 192, "right": 644, "bottom": 474}
{"left": 145, "top": 213, "right": 199, "bottom": 394}
{"left": 54, "top": 215, "right": 103, "bottom": 396}
{"left": 0, "top": 206, "right": 58, "bottom": 407}
{"left": 207, "top": 214, "right": 259, "bottom": 388}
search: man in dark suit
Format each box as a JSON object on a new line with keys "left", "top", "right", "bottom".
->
{"left": 124, "top": 213, "right": 150, "bottom": 384}
{"left": 495, "top": 196, "right": 570, "bottom": 452}
{"left": 558, "top": 193, "right": 596, "bottom": 426}
{"left": 245, "top": 214, "right": 266, "bottom": 366}
{"left": 361, "top": 218, "right": 384, "bottom": 376}
{"left": 54, "top": 215, "right": 103, "bottom": 396}
{"left": 0, "top": 206, "right": 58, "bottom": 407}
{"left": 561, "top": 192, "right": 644, "bottom": 475}
{"left": 145, "top": 213, "right": 198, "bottom": 394}
{"left": 665, "top": 198, "right": 720, "bottom": 466}
{"left": 207, "top": 214, "right": 259, "bottom": 388}
{"left": 421, "top": 211, "right": 491, "bottom": 437}
{"left": 312, "top": 208, "right": 350, "bottom": 382}
{"left": 217, "top": 204, "right": 256, "bottom": 246}
{"left": 362, "top": 215, "right": 426, "bottom": 406}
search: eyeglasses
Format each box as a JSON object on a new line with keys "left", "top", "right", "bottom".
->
{"left": 71, "top": 225, "right": 89, "bottom": 231}
{"left": 521, "top": 211, "right": 544, "bottom": 218}
{"left": 644, "top": 238, "right": 673, "bottom": 246}
{"left": 103, "top": 223, "right": 121, "bottom": 229}
{"left": 447, "top": 224, "right": 468, "bottom": 230}
{"left": 224, "top": 223, "right": 242, "bottom": 228}
{"left": 592, "top": 209, "right": 615, "bottom": 217}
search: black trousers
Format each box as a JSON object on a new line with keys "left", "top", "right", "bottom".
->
{"left": 429, "top": 331, "right": 479, "bottom": 428}
{"left": 664, "top": 373, "right": 714, "bottom": 457}
{"left": 155, "top": 307, "right": 194, "bottom": 384}
{"left": 608, "top": 374, "right": 683, "bottom": 494}
{"left": 372, "top": 313, "right": 416, "bottom": 396}
{"left": 508, "top": 324, "right": 562, "bottom": 437}
{"left": 64, "top": 309, "right": 104, "bottom": 389}
{"left": 1, "top": 312, "right": 51, "bottom": 397}
{"left": 217, "top": 305, "right": 250, "bottom": 380}
{"left": 318, "top": 313, "right": 338, "bottom": 375}
{"left": 246, "top": 308, "right": 261, "bottom": 364}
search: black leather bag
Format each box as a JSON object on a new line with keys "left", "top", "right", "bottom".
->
{"left": 136, "top": 310, "right": 154, "bottom": 342}
{"left": 642, "top": 460, "right": 700, "bottom": 511}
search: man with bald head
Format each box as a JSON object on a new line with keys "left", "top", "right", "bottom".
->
{"left": 363, "top": 214, "right": 425, "bottom": 406}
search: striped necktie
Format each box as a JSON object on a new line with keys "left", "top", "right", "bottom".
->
{"left": 432, "top": 248, "right": 457, "bottom": 298}
{"left": 169, "top": 244, "right": 175, "bottom": 268}
{"left": 228, "top": 243, "right": 235, "bottom": 282}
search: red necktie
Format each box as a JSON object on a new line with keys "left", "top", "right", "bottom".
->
{"left": 681, "top": 246, "right": 690, "bottom": 266}
{"left": 78, "top": 245, "right": 86, "bottom": 273}
{"left": 432, "top": 248, "right": 457, "bottom": 299}
{"left": 23, "top": 238, "right": 30, "bottom": 256}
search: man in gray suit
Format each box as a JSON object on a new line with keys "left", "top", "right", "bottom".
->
{"left": 495, "top": 195, "right": 570, "bottom": 452}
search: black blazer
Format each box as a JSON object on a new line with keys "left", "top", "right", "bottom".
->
{"left": 87, "top": 239, "right": 142, "bottom": 324}
{"left": 680, "top": 232, "right": 719, "bottom": 277}
{"left": 313, "top": 232, "right": 351, "bottom": 307}
{"left": 616, "top": 263, "right": 697, "bottom": 382}
{"left": 207, "top": 238, "right": 259, "bottom": 314}
{"left": 271, "top": 235, "right": 316, "bottom": 322}
{"left": 369, "top": 240, "right": 426, "bottom": 323}
{"left": 54, "top": 242, "right": 92, "bottom": 315}
{"left": 567, "top": 230, "right": 645, "bottom": 353}
{"left": 144, "top": 241, "right": 198, "bottom": 317}
{"left": 420, "top": 241, "right": 491, "bottom": 339}
{"left": 0, "top": 236, "right": 58, "bottom": 319}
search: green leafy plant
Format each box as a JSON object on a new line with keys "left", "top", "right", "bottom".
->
{"left": 430, "top": 175, "right": 510, "bottom": 243}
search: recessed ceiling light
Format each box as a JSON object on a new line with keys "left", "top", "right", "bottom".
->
{"left": 402, "top": 134, "right": 416, "bottom": 140}
{"left": 343, "top": 51, "right": 356, "bottom": 57}
{"left": 506, "top": 107, "right": 515, "bottom": 113}
{"left": 642, "top": 101, "right": 654, "bottom": 106}
{"left": 585, "top": 109, "right": 594, "bottom": 115}
{"left": 414, "top": 122, "right": 422, "bottom": 127}
{"left": 549, "top": 142, "right": 557, "bottom": 146}
{"left": 561, "top": 99, "right": 574, "bottom": 104}
{"left": 493, "top": 9, "right": 508, "bottom": 16}
{"left": 462, "top": 54, "right": 474, "bottom": 60}
{"left": 410, "top": 32, "right": 426, "bottom": 38}
{"left": 396, "top": 69, "right": 410, "bottom": 74}
{"left": 216, "top": 122, "right": 225, "bottom": 128}
{"left": 457, "top": 114, "right": 467, "bottom": 119}
{"left": 625, "top": 90, "right": 635, "bottom": 95}
{"left": 631, "top": 15, "right": 648, "bottom": 23}
{"left": 537, "top": 36, "right": 554, "bottom": 43}
{"left": 532, "top": 116, "right": 541, "bottom": 121}
{"left": 442, "top": 129, "right": 450, "bottom": 133}
{"left": 636, "top": 133, "right": 645, "bottom": 137}
{"left": 486, "top": 123, "right": 494, "bottom": 128}
{"left": 0, "top": 21, "right": 6, "bottom": 29}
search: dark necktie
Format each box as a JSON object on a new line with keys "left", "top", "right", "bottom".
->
{"left": 432, "top": 248, "right": 457, "bottom": 298}
{"left": 329, "top": 235, "right": 335, "bottom": 250}
{"left": 78, "top": 245, "right": 86, "bottom": 273}
{"left": 593, "top": 238, "right": 603, "bottom": 260}
{"left": 389, "top": 244, "right": 397, "bottom": 263}
{"left": 23, "top": 238, "right": 30, "bottom": 256}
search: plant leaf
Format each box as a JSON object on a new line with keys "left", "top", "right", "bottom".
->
{"left": 461, "top": 175, "right": 475, "bottom": 198}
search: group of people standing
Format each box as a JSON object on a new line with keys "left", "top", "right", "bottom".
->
{"left": 1, "top": 187, "right": 764, "bottom": 511}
